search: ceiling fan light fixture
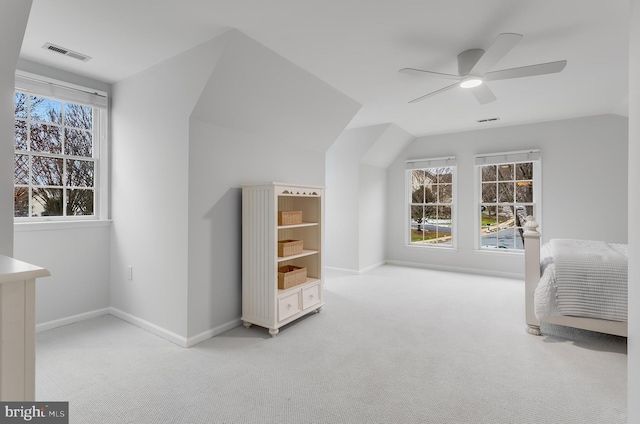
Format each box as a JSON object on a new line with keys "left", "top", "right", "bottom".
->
{"left": 460, "top": 78, "right": 483, "bottom": 88}
{"left": 402, "top": 33, "right": 566, "bottom": 104}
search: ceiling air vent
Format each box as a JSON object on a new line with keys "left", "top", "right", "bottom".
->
{"left": 477, "top": 117, "right": 500, "bottom": 123}
{"left": 42, "top": 43, "right": 92, "bottom": 62}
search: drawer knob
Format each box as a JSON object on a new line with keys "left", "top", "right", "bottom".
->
{"left": 287, "top": 304, "right": 292, "bottom": 309}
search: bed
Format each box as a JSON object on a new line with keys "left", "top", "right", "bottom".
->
{"left": 523, "top": 216, "right": 628, "bottom": 337}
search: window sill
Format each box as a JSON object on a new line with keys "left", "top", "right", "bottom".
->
{"left": 14, "top": 219, "right": 112, "bottom": 232}
{"left": 474, "top": 248, "right": 524, "bottom": 256}
{"left": 406, "top": 243, "right": 458, "bottom": 252}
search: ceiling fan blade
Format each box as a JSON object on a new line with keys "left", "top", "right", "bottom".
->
{"left": 470, "top": 83, "right": 497, "bottom": 104}
{"left": 469, "top": 33, "right": 523, "bottom": 76}
{"left": 408, "top": 82, "right": 460, "bottom": 103}
{"left": 399, "top": 68, "right": 461, "bottom": 80}
{"left": 483, "top": 60, "right": 567, "bottom": 81}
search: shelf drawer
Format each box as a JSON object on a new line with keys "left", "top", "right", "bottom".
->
{"left": 278, "top": 292, "right": 301, "bottom": 321}
{"left": 302, "top": 283, "right": 321, "bottom": 309}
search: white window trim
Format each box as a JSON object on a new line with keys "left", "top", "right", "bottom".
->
{"left": 473, "top": 149, "right": 541, "bottom": 252}
{"left": 13, "top": 71, "right": 109, "bottom": 223}
{"left": 405, "top": 156, "right": 457, "bottom": 249}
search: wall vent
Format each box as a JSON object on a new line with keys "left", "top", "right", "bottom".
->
{"left": 42, "top": 43, "right": 92, "bottom": 62}
{"left": 477, "top": 117, "right": 500, "bottom": 123}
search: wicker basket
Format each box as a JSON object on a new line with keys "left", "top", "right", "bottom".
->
{"left": 278, "top": 239, "right": 304, "bottom": 257}
{"left": 278, "top": 211, "right": 302, "bottom": 226}
{"left": 277, "top": 265, "right": 307, "bottom": 289}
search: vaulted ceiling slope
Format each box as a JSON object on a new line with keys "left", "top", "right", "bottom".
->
{"left": 20, "top": 0, "right": 629, "bottom": 137}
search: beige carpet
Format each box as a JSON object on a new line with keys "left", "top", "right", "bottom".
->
{"left": 36, "top": 265, "right": 627, "bottom": 423}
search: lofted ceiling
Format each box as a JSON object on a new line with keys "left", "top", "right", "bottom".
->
{"left": 19, "top": 0, "right": 629, "bottom": 137}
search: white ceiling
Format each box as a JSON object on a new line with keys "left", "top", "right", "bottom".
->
{"left": 19, "top": 0, "right": 630, "bottom": 137}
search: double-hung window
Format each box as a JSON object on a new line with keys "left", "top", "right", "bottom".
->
{"left": 406, "top": 157, "right": 456, "bottom": 248}
{"left": 476, "top": 150, "right": 540, "bottom": 251}
{"left": 13, "top": 73, "right": 108, "bottom": 220}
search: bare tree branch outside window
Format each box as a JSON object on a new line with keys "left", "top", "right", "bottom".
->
{"left": 480, "top": 162, "right": 534, "bottom": 250}
{"left": 410, "top": 166, "right": 454, "bottom": 246}
{"left": 14, "top": 92, "right": 95, "bottom": 218}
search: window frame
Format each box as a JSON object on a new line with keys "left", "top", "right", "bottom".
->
{"left": 13, "top": 72, "right": 109, "bottom": 222}
{"left": 405, "top": 157, "right": 457, "bottom": 249}
{"left": 474, "top": 150, "right": 541, "bottom": 253}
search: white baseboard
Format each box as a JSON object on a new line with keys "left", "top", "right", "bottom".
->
{"left": 324, "top": 266, "right": 360, "bottom": 275}
{"left": 109, "top": 307, "right": 189, "bottom": 347}
{"left": 185, "top": 319, "right": 242, "bottom": 347}
{"left": 358, "top": 261, "right": 387, "bottom": 274}
{"left": 385, "top": 260, "right": 523, "bottom": 280}
{"left": 325, "top": 261, "right": 387, "bottom": 275}
{"left": 110, "top": 308, "right": 242, "bottom": 348}
{"left": 36, "top": 308, "right": 111, "bottom": 333}
{"left": 36, "top": 306, "right": 243, "bottom": 348}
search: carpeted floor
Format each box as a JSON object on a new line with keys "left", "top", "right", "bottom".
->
{"left": 36, "top": 265, "right": 627, "bottom": 423}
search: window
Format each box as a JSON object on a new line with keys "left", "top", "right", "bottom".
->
{"left": 476, "top": 150, "right": 539, "bottom": 251}
{"left": 407, "top": 157, "right": 456, "bottom": 248}
{"left": 13, "top": 73, "right": 108, "bottom": 220}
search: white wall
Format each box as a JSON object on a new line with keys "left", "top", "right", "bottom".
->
{"left": 326, "top": 127, "right": 383, "bottom": 271}
{"left": 14, "top": 223, "right": 111, "bottom": 328}
{"left": 111, "top": 30, "right": 359, "bottom": 343}
{"left": 0, "top": 0, "right": 32, "bottom": 256}
{"left": 358, "top": 163, "right": 387, "bottom": 271}
{"left": 110, "top": 34, "right": 229, "bottom": 342}
{"left": 187, "top": 31, "right": 360, "bottom": 340}
{"left": 628, "top": 0, "right": 639, "bottom": 421}
{"left": 386, "top": 115, "right": 629, "bottom": 277}
{"left": 325, "top": 124, "right": 413, "bottom": 272}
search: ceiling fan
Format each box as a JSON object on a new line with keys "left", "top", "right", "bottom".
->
{"left": 400, "top": 33, "right": 567, "bottom": 104}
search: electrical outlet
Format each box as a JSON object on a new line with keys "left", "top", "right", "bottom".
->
{"left": 126, "top": 266, "right": 133, "bottom": 281}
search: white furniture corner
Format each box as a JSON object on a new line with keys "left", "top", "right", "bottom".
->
{"left": 242, "top": 183, "right": 325, "bottom": 337}
{"left": 0, "top": 255, "right": 50, "bottom": 401}
{"left": 523, "top": 217, "right": 627, "bottom": 337}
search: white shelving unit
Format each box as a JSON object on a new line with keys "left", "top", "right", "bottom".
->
{"left": 242, "top": 183, "right": 324, "bottom": 336}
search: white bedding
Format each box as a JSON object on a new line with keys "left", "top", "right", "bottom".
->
{"left": 534, "top": 239, "right": 627, "bottom": 322}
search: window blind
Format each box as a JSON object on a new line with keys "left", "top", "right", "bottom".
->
{"left": 15, "top": 73, "right": 108, "bottom": 109}
{"left": 474, "top": 149, "right": 540, "bottom": 166}
{"left": 406, "top": 156, "right": 457, "bottom": 170}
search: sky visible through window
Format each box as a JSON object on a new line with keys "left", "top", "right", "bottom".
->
{"left": 14, "top": 92, "right": 95, "bottom": 218}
